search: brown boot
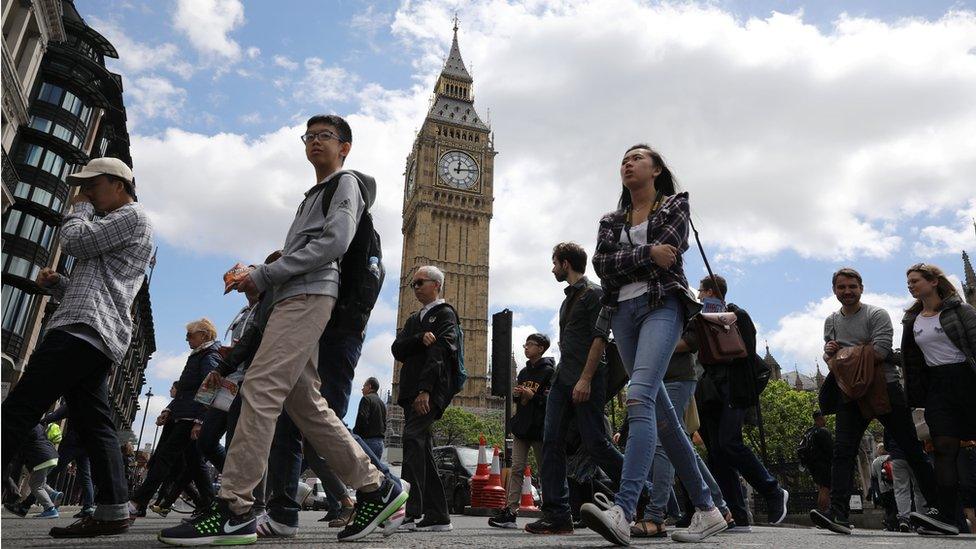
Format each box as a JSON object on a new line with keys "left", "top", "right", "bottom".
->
{"left": 50, "top": 517, "right": 130, "bottom": 538}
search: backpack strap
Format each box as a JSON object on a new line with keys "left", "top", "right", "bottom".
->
{"left": 318, "top": 170, "right": 371, "bottom": 219}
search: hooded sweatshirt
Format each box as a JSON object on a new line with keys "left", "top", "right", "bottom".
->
{"left": 250, "top": 170, "right": 376, "bottom": 303}
{"left": 511, "top": 356, "right": 556, "bottom": 441}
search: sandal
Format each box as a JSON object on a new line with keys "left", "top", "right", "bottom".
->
{"left": 631, "top": 519, "right": 668, "bottom": 538}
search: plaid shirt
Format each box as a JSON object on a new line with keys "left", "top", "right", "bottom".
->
{"left": 48, "top": 202, "right": 154, "bottom": 363}
{"left": 592, "top": 192, "right": 691, "bottom": 333}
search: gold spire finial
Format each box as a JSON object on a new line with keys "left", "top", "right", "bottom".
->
{"left": 453, "top": 13, "right": 459, "bottom": 35}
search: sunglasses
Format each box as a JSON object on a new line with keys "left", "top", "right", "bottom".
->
{"left": 410, "top": 279, "right": 435, "bottom": 289}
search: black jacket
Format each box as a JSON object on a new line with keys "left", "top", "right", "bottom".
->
{"left": 511, "top": 357, "right": 556, "bottom": 441}
{"left": 167, "top": 341, "right": 221, "bottom": 421}
{"left": 392, "top": 302, "right": 459, "bottom": 416}
{"left": 354, "top": 392, "right": 387, "bottom": 439}
{"left": 698, "top": 303, "right": 768, "bottom": 410}
{"left": 900, "top": 295, "right": 976, "bottom": 407}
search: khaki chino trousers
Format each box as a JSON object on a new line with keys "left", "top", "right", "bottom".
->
{"left": 506, "top": 437, "right": 543, "bottom": 512}
{"left": 219, "top": 294, "right": 382, "bottom": 514}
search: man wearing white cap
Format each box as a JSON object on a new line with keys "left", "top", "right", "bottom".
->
{"left": 1, "top": 157, "right": 154, "bottom": 538}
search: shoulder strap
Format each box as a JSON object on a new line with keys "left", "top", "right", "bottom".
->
{"left": 320, "top": 171, "right": 371, "bottom": 218}
{"left": 689, "top": 217, "right": 726, "bottom": 308}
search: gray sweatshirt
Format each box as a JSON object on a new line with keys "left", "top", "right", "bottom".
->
{"left": 251, "top": 170, "right": 373, "bottom": 302}
{"left": 824, "top": 302, "right": 899, "bottom": 382}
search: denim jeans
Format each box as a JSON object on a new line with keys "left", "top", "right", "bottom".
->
{"left": 47, "top": 433, "right": 94, "bottom": 508}
{"left": 645, "top": 380, "right": 727, "bottom": 523}
{"left": 364, "top": 437, "right": 384, "bottom": 461}
{"left": 699, "top": 396, "right": 779, "bottom": 525}
{"left": 541, "top": 367, "right": 623, "bottom": 521}
{"left": 266, "top": 331, "right": 396, "bottom": 527}
{"left": 611, "top": 295, "right": 713, "bottom": 521}
{"left": 0, "top": 331, "right": 129, "bottom": 521}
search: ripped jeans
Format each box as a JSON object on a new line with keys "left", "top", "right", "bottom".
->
{"left": 611, "top": 294, "right": 714, "bottom": 521}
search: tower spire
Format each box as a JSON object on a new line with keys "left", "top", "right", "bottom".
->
{"left": 441, "top": 15, "right": 472, "bottom": 83}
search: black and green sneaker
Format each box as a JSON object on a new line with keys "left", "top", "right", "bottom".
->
{"left": 157, "top": 500, "right": 256, "bottom": 546}
{"left": 337, "top": 478, "right": 408, "bottom": 542}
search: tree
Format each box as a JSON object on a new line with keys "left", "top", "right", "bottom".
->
{"left": 432, "top": 407, "right": 482, "bottom": 446}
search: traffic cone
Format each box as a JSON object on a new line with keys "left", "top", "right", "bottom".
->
{"left": 470, "top": 434, "right": 491, "bottom": 508}
{"left": 518, "top": 466, "right": 539, "bottom": 512}
{"left": 483, "top": 446, "right": 506, "bottom": 508}
{"left": 474, "top": 434, "right": 490, "bottom": 477}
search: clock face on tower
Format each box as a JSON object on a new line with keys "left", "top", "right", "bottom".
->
{"left": 406, "top": 161, "right": 416, "bottom": 196}
{"left": 438, "top": 150, "right": 480, "bottom": 190}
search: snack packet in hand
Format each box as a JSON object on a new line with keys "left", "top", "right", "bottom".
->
{"left": 223, "top": 262, "right": 253, "bottom": 294}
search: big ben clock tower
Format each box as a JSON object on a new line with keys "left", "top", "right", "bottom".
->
{"left": 391, "top": 20, "right": 498, "bottom": 421}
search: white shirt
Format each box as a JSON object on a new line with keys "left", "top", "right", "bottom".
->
{"left": 618, "top": 220, "right": 650, "bottom": 302}
{"left": 913, "top": 313, "right": 966, "bottom": 366}
{"left": 420, "top": 298, "right": 446, "bottom": 322}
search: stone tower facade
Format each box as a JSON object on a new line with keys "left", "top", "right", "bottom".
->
{"left": 391, "top": 22, "right": 497, "bottom": 412}
{"left": 963, "top": 221, "right": 976, "bottom": 308}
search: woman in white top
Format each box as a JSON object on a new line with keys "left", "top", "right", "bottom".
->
{"left": 901, "top": 262, "right": 976, "bottom": 535}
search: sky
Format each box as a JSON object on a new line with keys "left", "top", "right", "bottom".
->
{"left": 74, "top": 0, "right": 976, "bottom": 441}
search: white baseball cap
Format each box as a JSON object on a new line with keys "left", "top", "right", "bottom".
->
{"left": 67, "top": 157, "right": 134, "bottom": 185}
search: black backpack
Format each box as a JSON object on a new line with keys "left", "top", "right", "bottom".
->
{"left": 797, "top": 427, "right": 818, "bottom": 466}
{"left": 318, "top": 170, "right": 384, "bottom": 337}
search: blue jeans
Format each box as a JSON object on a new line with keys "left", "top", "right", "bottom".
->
{"left": 541, "top": 367, "right": 624, "bottom": 521}
{"left": 611, "top": 295, "right": 713, "bottom": 521}
{"left": 48, "top": 434, "right": 94, "bottom": 508}
{"left": 645, "top": 380, "right": 727, "bottom": 523}
{"left": 364, "top": 437, "right": 384, "bottom": 461}
{"left": 266, "top": 331, "right": 397, "bottom": 527}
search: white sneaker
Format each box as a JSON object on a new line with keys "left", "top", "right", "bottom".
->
{"left": 581, "top": 503, "right": 630, "bottom": 546}
{"left": 381, "top": 480, "right": 410, "bottom": 537}
{"left": 255, "top": 511, "right": 298, "bottom": 538}
{"left": 672, "top": 507, "right": 727, "bottom": 543}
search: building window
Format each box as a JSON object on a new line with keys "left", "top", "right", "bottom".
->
{"left": 1, "top": 284, "right": 37, "bottom": 337}
{"left": 21, "top": 143, "right": 43, "bottom": 168}
{"left": 61, "top": 91, "right": 83, "bottom": 117}
{"left": 3, "top": 210, "right": 55, "bottom": 250}
{"left": 29, "top": 116, "right": 86, "bottom": 150}
{"left": 38, "top": 83, "right": 64, "bottom": 105}
{"left": 11, "top": 182, "right": 63, "bottom": 211}
{"left": 4, "top": 254, "right": 40, "bottom": 280}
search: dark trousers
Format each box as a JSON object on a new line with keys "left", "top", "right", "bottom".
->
{"left": 131, "top": 421, "right": 213, "bottom": 507}
{"left": 1, "top": 331, "right": 128, "bottom": 519}
{"left": 402, "top": 405, "right": 448, "bottom": 521}
{"left": 364, "top": 437, "right": 384, "bottom": 461}
{"left": 541, "top": 371, "right": 623, "bottom": 521}
{"left": 265, "top": 332, "right": 393, "bottom": 527}
{"left": 830, "top": 382, "right": 937, "bottom": 521}
{"left": 699, "top": 401, "right": 779, "bottom": 525}
{"left": 48, "top": 434, "right": 94, "bottom": 507}
{"left": 196, "top": 407, "right": 227, "bottom": 472}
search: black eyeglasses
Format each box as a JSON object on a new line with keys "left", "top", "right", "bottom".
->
{"left": 410, "top": 279, "right": 435, "bottom": 289}
{"left": 300, "top": 130, "right": 342, "bottom": 144}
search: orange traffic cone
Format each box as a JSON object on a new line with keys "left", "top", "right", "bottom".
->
{"left": 518, "top": 466, "right": 539, "bottom": 512}
{"left": 483, "top": 446, "right": 507, "bottom": 508}
{"left": 475, "top": 434, "right": 490, "bottom": 477}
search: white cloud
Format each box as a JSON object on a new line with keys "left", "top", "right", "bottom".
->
{"left": 273, "top": 55, "right": 299, "bottom": 70}
{"left": 914, "top": 198, "right": 976, "bottom": 256}
{"left": 147, "top": 349, "right": 191, "bottom": 383}
{"left": 293, "top": 57, "right": 360, "bottom": 104}
{"left": 237, "top": 111, "right": 263, "bottom": 125}
{"left": 246, "top": 46, "right": 261, "bottom": 59}
{"left": 88, "top": 15, "right": 194, "bottom": 79}
{"left": 126, "top": 76, "right": 187, "bottom": 127}
{"left": 172, "top": 0, "right": 246, "bottom": 63}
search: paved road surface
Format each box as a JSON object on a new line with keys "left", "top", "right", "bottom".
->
{"left": 1, "top": 509, "right": 974, "bottom": 548}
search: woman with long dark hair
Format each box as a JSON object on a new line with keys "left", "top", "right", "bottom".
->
{"left": 583, "top": 144, "right": 726, "bottom": 545}
{"left": 901, "top": 263, "right": 976, "bottom": 535}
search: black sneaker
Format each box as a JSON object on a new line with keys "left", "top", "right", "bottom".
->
{"left": 898, "top": 518, "right": 912, "bottom": 532}
{"left": 525, "top": 516, "right": 574, "bottom": 535}
{"left": 910, "top": 509, "right": 959, "bottom": 535}
{"left": 416, "top": 515, "right": 453, "bottom": 532}
{"left": 767, "top": 488, "right": 789, "bottom": 524}
{"left": 50, "top": 517, "right": 130, "bottom": 538}
{"left": 809, "top": 509, "right": 852, "bottom": 535}
{"left": 488, "top": 508, "right": 518, "bottom": 529}
{"left": 157, "top": 500, "right": 256, "bottom": 546}
{"left": 336, "top": 478, "right": 407, "bottom": 542}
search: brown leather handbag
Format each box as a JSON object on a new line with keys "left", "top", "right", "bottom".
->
{"left": 690, "top": 218, "right": 748, "bottom": 365}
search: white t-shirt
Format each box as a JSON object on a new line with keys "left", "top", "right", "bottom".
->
{"left": 618, "top": 220, "right": 649, "bottom": 302}
{"left": 913, "top": 313, "right": 966, "bottom": 366}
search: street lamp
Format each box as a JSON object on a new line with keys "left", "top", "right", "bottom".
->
{"left": 136, "top": 387, "right": 153, "bottom": 451}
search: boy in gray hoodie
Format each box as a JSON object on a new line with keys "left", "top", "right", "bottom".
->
{"left": 159, "top": 115, "right": 406, "bottom": 546}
